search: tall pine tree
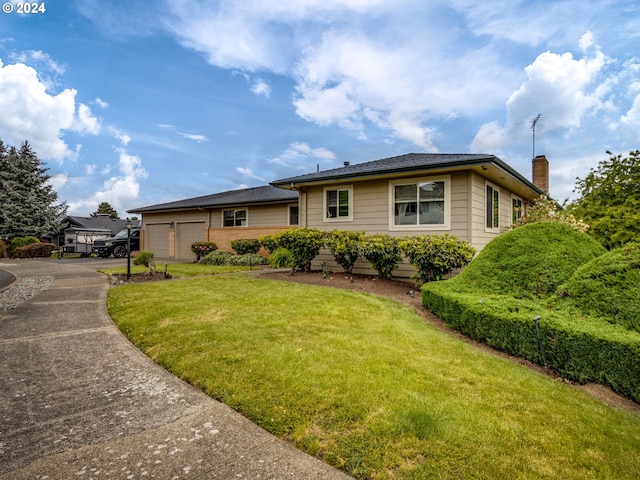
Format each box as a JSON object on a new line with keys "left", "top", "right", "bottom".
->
{"left": 0, "top": 139, "right": 68, "bottom": 239}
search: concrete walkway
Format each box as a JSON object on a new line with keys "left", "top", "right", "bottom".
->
{"left": 0, "top": 259, "right": 352, "bottom": 479}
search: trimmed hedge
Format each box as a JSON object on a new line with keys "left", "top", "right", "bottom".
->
{"left": 13, "top": 242, "right": 56, "bottom": 258}
{"left": 231, "top": 238, "right": 261, "bottom": 255}
{"left": 422, "top": 284, "right": 640, "bottom": 402}
{"left": 557, "top": 243, "right": 640, "bottom": 333}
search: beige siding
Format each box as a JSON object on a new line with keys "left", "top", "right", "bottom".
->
{"left": 306, "top": 173, "right": 473, "bottom": 277}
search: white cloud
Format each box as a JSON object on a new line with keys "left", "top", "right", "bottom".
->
{"left": 95, "top": 97, "right": 109, "bottom": 108}
{"left": 472, "top": 34, "right": 609, "bottom": 153}
{"left": 68, "top": 137, "right": 148, "bottom": 215}
{"left": 0, "top": 57, "right": 101, "bottom": 160}
{"left": 267, "top": 142, "right": 337, "bottom": 167}
{"left": 72, "top": 103, "right": 101, "bottom": 135}
{"left": 48, "top": 173, "right": 69, "bottom": 192}
{"left": 177, "top": 132, "right": 208, "bottom": 142}
{"left": 86, "top": 164, "right": 97, "bottom": 175}
{"left": 237, "top": 167, "right": 266, "bottom": 182}
{"left": 251, "top": 78, "right": 271, "bottom": 97}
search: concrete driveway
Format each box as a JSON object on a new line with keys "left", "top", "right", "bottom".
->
{"left": 0, "top": 258, "right": 351, "bottom": 479}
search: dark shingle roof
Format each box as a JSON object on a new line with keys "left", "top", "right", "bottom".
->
{"left": 65, "top": 216, "right": 132, "bottom": 233}
{"left": 128, "top": 185, "right": 299, "bottom": 214}
{"left": 271, "top": 153, "right": 533, "bottom": 188}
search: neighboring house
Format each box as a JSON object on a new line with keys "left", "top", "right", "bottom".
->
{"left": 271, "top": 153, "right": 548, "bottom": 276}
{"left": 53, "top": 215, "right": 132, "bottom": 248}
{"left": 128, "top": 185, "right": 299, "bottom": 260}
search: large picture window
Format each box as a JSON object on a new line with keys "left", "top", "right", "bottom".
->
{"left": 323, "top": 186, "right": 352, "bottom": 221}
{"left": 392, "top": 179, "right": 447, "bottom": 228}
{"left": 223, "top": 209, "right": 247, "bottom": 227}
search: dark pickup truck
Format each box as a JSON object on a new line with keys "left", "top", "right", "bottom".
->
{"left": 92, "top": 228, "right": 140, "bottom": 258}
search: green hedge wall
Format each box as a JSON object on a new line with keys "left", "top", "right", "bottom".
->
{"left": 422, "top": 284, "right": 640, "bottom": 403}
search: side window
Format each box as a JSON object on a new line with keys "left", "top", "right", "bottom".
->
{"left": 223, "top": 209, "right": 247, "bottom": 227}
{"left": 486, "top": 183, "right": 500, "bottom": 230}
{"left": 512, "top": 196, "right": 523, "bottom": 225}
{"left": 323, "top": 186, "right": 352, "bottom": 222}
{"left": 289, "top": 205, "right": 299, "bottom": 226}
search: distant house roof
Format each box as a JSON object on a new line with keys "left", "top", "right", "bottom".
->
{"left": 64, "top": 215, "right": 133, "bottom": 233}
{"left": 128, "top": 185, "right": 299, "bottom": 214}
{"left": 271, "top": 153, "right": 544, "bottom": 197}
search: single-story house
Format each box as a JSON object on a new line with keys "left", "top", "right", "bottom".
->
{"left": 270, "top": 153, "right": 549, "bottom": 275}
{"left": 128, "top": 185, "right": 299, "bottom": 260}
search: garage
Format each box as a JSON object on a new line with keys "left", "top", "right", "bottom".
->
{"left": 176, "top": 222, "right": 206, "bottom": 260}
{"left": 146, "top": 223, "right": 170, "bottom": 257}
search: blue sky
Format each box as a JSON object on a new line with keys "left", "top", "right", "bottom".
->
{"left": 1, "top": 0, "right": 639, "bottom": 216}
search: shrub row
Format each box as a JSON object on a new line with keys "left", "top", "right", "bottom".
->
{"left": 422, "top": 281, "right": 640, "bottom": 402}
{"left": 199, "top": 250, "right": 269, "bottom": 267}
{"left": 258, "top": 228, "right": 475, "bottom": 281}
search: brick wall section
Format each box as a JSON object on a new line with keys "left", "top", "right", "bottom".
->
{"left": 208, "top": 226, "right": 296, "bottom": 253}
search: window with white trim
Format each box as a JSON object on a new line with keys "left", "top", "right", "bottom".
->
{"left": 512, "top": 196, "right": 523, "bottom": 225}
{"left": 485, "top": 183, "right": 500, "bottom": 230}
{"left": 390, "top": 177, "right": 449, "bottom": 229}
{"left": 289, "top": 205, "right": 299, "bottom": 225}
{"left": 323, "top": 186, "right": 352, "bottom": 221}
{"left": 223, "top": 209, "right": 247, "bottom": 227}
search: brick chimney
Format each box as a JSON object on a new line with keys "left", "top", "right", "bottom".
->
{"left": 532, "top": 155, "right": 549, "bottom": 194}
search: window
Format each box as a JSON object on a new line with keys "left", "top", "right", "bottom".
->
{"left": 289, "top": 205, "right": 299, "bottom": 225}
{"left": 223, "top": 209, "right": 247, "bottom": 227}
{"left": 391, "top": 178, "right": 448, "bottom": 229}
{"left": 486, "top": 183, "right": 500, "bottom": 230}
{"left": 323, "top": 186, "right": 352, "bottom": 221}
{"left": 512, "top": 196, "right": 523, "bottom": 225}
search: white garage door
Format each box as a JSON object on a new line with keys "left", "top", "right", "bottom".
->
{"left": 146, "top": 223, "right": 170, "bottom": 257}
{"left": 176, "top": 222, "right": 206, "bottom": 260}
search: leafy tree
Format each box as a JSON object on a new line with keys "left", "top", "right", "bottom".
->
{"left": 568, "top": 150, "right": 640, "bottom": 249}
{"left": 0, "top": 140, "right": 67, "bottom": 240}
{"left": 91, "top": 202, "right": 119, "bottom": 219}
{"left": 514, "top": 195, "right": 588, "bottom": 233}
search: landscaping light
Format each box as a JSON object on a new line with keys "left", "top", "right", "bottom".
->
{"left": 126, "top": 220, "right": 132, "bottom": 280}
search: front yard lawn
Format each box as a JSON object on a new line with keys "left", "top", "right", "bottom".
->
{"left": 107, "top": 274, "right": 640, "bottom": 480}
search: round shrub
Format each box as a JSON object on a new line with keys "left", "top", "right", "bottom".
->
{"left": 557, "top": 243, "right": 640, "bottom": 332}
{"left": 400, "top": 234, "right": 475, "bottom": 283}
{"left": 274, "top": 228, "right": 325, "bottom": 271}
{"left": 258, "top": 235, "right": 279, "bottom": 254}
{"left": 360, "top": 234, "right": 403, "bottom": 279}
{"left": 450, "top": 222, "right": 605, "bottom": 298}
{"left": 11, "top": 236, "right": 40, "bottom": 255}
{"left": 199, "top": 250, "right": 235, "bottom": 265}
{"left": 231, "top": 238, "right": 261, "bottom": 255}
{"left": 268, "top": 247, "right": 295, "bottom": 269}
{"left": 191, "top": 241, "right": 217, "bottom": 261}
{"left": 325, "top": 230, "right": 364, "bottom": 274}
{"left": 13, "top": 242, "right": 56, "bottom": 258}
{"left": 133, "top": 250, "right": 154, "bottom": 268}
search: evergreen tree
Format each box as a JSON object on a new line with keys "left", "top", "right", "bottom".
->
{"left": 91, "top": 202, "right": 119, "bottom": 219}
{"left": 0, "top": 139, "right": 68, "bottom": 239}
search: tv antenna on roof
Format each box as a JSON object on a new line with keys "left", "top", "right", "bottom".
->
{"left": 531, "top": 114, "right": 541, "bottom": 159}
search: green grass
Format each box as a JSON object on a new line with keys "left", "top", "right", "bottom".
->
{"left": 99, "top": 262, "right": 250, "bottom": 277}
{"left": 108, "top": 275, "right": 640, "bottom": 480}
